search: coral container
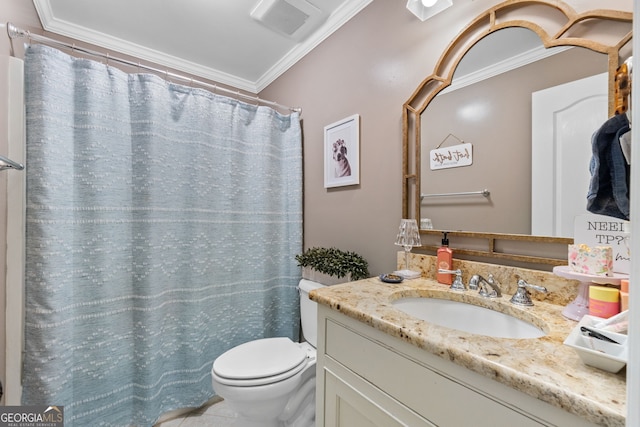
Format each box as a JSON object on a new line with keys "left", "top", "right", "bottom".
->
{"left": 589, "top": 286, "right": 620, "bottom": 319}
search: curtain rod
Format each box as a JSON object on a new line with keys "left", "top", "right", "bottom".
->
{"left": 6, "top": 23, "right": 301, "bottom": 114}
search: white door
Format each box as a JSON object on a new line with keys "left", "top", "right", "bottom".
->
{"left": 531, "top": 72, "right": 608, "bottom": 237}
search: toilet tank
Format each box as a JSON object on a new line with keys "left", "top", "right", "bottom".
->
{"left": 298, "top": 279, "right": 326, "bottom": 348}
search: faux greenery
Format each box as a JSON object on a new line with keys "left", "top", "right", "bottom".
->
{"left": 295, "top": 247, "right": 370, "bottom": 281}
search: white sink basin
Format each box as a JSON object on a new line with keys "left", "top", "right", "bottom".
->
{"left": 392, "top": 298, "right": 546, "bottom": 339}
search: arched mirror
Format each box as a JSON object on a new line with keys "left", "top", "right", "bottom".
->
{"left": 403, "top": 0, "right": 632, "bottom": 267}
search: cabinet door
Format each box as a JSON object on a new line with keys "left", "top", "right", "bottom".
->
{"left": 325, "top": 371, "right": 395, "bottom": 427}
{"left": 324, "top": 364, "right": 436, "bottom": 427}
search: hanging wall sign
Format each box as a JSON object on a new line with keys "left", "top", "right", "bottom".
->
{"left": 573, "top": 213, "right": 630, "bottom": 274}
{"left": 430, "top": 142, "right": 473, "bottom": 170}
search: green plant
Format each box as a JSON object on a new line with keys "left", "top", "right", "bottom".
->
{"left": 296, "top": 247, "right": 370, "bottom": 281}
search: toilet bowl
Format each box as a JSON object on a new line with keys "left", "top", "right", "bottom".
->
{"left": 211, "top": 279, "right": 324, "bottom": 427}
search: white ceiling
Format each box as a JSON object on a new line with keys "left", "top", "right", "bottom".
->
{"left": 31, "top": 0, "right": 547, "bottom": 95}
{"left": 32, "top": 0, "right": 373, "bottom": 93}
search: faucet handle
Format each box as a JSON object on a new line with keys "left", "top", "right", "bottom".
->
{"left": 468, "top": 274, "right": 480, "bottom": 290}
{"left": 438, "top": 269, "right": 465, "bottom": 291}
{"left": 510, "top": 279, "right": 548, "bottom": 306}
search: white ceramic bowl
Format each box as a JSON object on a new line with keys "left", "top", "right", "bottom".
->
{"left": 563, "top": 315, "right": 628, "bottom": 373}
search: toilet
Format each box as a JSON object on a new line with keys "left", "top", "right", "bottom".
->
{"left": 211, "top": 279, "right": 325, "bottom": 427}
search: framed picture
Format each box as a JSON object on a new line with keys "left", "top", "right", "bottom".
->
{"left": 324, "top": 114, "right": 360, "bottom": 188}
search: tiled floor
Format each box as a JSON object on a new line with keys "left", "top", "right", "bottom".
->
{"left": 154, "top": 398, "right": 236, "bottom": 427}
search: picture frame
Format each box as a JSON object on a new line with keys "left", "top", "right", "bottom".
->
{"left": 324, "top": 114, "right": 360, "bottom": 188}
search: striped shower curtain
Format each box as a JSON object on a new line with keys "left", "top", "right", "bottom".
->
{"left": 21, "top": 44, "right": 302, "bottom": 426}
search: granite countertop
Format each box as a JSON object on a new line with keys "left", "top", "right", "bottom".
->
{"left": 310, "top": 276, "right": 627, "bottom": 427}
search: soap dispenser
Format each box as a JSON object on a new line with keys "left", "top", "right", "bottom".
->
{"left": 436, "top": 232, "right": 453, "bottom": 285}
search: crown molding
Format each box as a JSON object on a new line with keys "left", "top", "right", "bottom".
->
{"left": 440, "top": 44, "right": 572, "bottom": 95}
{"left": 33, "top": 0, "right": 373, "bottom": 93}
{"left": 255, "top": 0, "right": 373, "bottom": 91}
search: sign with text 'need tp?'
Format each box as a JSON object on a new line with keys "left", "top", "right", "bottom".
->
{"left": 574, "top": 213, "right": 630, "bottom": 274}
{"left": 430, "top": 143, "right": 473, "bottom": 170}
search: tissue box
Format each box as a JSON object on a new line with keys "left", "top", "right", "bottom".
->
{"left": 568, "top": 244, "right": 613, "bottom": 276}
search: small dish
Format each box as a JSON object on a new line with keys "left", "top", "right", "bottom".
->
{"left": 564, "top": 315, "right": 628, "bottom": 373}
{"left": 379, "top": 273, "right": 403, "bottom": 283}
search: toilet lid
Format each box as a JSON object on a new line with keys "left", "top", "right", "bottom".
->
{"left": 213, "top": 337, "right": 307, "bottom": 381}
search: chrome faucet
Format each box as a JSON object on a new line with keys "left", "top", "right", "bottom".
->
{"left": 469, "top": 274, "right": 501, "bottom": 298}
{"left": 510, "top": 279, "right": 547, "bottom": 306}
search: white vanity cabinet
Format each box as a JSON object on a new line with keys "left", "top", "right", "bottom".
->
{"left": 315, "top": 305, "right": 598, "bottom": 427}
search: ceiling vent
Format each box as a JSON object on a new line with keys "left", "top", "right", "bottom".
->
{"left": 251, "top": 0, "right": 326, "bottom": 40}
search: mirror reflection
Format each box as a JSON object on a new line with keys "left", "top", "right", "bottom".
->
{"left": 420, "top": 27, "right": 609, "bottom": 237}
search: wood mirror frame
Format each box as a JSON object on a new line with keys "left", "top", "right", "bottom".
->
{"left": 402, "top": 0, "right": 632, "bottom": 269}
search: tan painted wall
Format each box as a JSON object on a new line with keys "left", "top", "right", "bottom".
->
{"left": 0, "top": 0, "right": 632, "bottom": 404}
{"left": 260, "top": 1, "right": 505, "bottom": 275}
{"left": 259, "top": 0, "right": 632, "bottom": 276}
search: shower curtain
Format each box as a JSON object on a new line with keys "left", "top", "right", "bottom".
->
{"left": 21, "top": 44, "right": 302, "bottom": 426}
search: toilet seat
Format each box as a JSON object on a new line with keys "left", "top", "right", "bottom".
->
{"left": 212, "top": 337, "right": 308, "bottom": 387}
